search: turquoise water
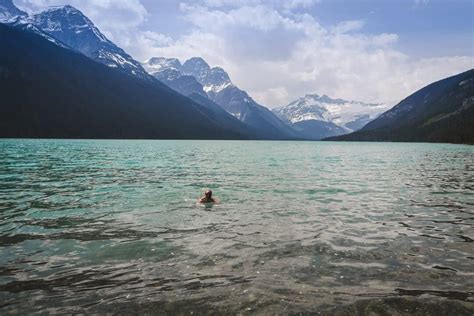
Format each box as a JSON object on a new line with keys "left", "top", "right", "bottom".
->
{"left": 0, "top": 139, "right": 473, "bottom": 314}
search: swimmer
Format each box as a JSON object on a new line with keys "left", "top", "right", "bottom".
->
{"left": 198, "top": 189, "right": 217, "bottom": 204}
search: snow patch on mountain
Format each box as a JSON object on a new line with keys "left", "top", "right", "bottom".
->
{"left": 143, "top": 57, "right": 182, "bottom": 73}
{"left": 142, "top": 57, "right": 235, "bottom": 95}
{"left": 203, "top": 82, "right": 232, "bottom": 94}
{"left": 178, "top": 58, "right": 234, "bottom": 92}
{"left": 12, "top": 20, "right": 70, "bottom": 49}
{"left": 32, "top": 5, "right": 108, "bottom": 42}
{"left": 1, "top": 12, "right": 70, "bottom": 49}
{"left": 142, "top": 56, "right": 298, "bottom": 139}
{"left": 181, "top": 57, "right": 210, "bottom": 82}
{"left": 274, "top": 94, "right": 388, "bottom": 131}
{"left": 100, "top": 50, "right": 136, "bottom": 68}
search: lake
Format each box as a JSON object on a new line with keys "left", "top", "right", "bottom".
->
{"left": 0, "top": 139, "right": 473, "bottom": 314}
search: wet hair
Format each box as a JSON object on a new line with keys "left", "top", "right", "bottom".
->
{"left": 205, "top": 190, "right": 212, "bottom": 197}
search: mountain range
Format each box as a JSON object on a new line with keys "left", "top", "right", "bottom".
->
{"left": 1, "top": 0, "right": 472, "bottom": 143}
{"left": 142, "top": 57, "right": 300, "bottom": 139}
{"left": 273, "top": 94, "right": 388, "bottom": 140}
{"left": 0, "top": 23, "right": 261, "bottom": 139}
{"left": 142, "top": 56, "right": 396, "bottom": 140}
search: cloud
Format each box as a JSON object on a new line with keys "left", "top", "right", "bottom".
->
{"left": 140, "top": 3, "right": 472, "bottom": 107}
{"left": 15, "top": 0, "right": 148, "bottom": 31}
{"left": 332, "top": 20, "right": 365, "bottom": 34}
{"left": 176, "top": 4, "right": 312, "bottom": 61}
{"left": 199, "top": 0, "right": 320, "bottom": 9}
{"left": 414, "top": 0, "right": 429, "bottom": 6}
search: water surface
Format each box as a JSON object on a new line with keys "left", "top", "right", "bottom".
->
{"left": 0, "top": 140, "right": 473, "bottom": 314}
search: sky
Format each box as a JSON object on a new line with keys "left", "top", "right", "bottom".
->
{"left": 15, "top": 0, "right": 474, "bottom": 108}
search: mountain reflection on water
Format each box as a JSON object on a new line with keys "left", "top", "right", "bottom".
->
{"left": 0, "top": 140, "right": 473, "bottom": 315}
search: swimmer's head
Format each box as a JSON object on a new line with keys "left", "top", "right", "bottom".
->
{"left": 205, "top": 190, "right": 212, "bottom": 198}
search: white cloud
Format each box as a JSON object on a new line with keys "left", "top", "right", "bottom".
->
{"left": 414, "top": 0, "right": 429, "bottom": 6}
{"left": 179, "top": 4, "right": 305, "bottom": 32}
{"left": 141, "top": 3, "right": 472, "bottom": 107}
{"left": 282, "top": 0, "right": 320, "bottom": 9}
{"left": 332, "top": 20, "right": 365, "bottom": 34}
{"left": 15, "top": 0, "right": 148, "bottom": 31}
{"left": 199, "top": 0, "right": 320, "bottom": 9}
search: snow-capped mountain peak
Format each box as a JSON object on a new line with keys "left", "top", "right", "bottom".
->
{"left": 22, "top": 4, "right": 152, "bottom": 81}
{"left": 0, "top": 1, "right": 71, "bottom": 48}
{"left": 32, "top": 5, "right": 108, "bottom": 43}
{"left": 143, "top": 56, "right": 234, "bottom": 93}
{"left": 203, "top": 67, "right": 231, "bottom": 91}
{"left": 142, "top": 57, "right": 208, "bottom": 96}
{"left": 274, "top": 93, "right": 389, "bottom": 131}
{"left": 181, "top": 58, "right": 232, "bottom": 89}
{"left": 182, "top": 57, "right": 211, "bottom": 83}
{"left": 31, "top": 6, "right": 111, "bottom": 53}
{"left": 141, "top": 56, "right": 297, "bottom": 138}
{"left": 279, "top": 96, "right": 330, "bottom": 123}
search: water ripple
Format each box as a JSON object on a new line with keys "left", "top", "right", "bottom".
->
{"left": 0, "top": 140, "right": 473, "bottom": 314}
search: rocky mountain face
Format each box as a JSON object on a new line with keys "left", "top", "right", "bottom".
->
{"left": 1, "top": 1, "right": 70, "bottom": 48}
{"left": 143, "top": 57, "right": 233, "bottom": 97}
{"left": 142, "top": 57, "right": 300, "bottom": 139}
{"left": 143, "top": 57, "right": 207, "bottom": 97}
{"left": 326, "top": 69, "right": 474, "bottom": 144}
{"left": 273, "top": 94, "right": 387, "bottom": 140}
